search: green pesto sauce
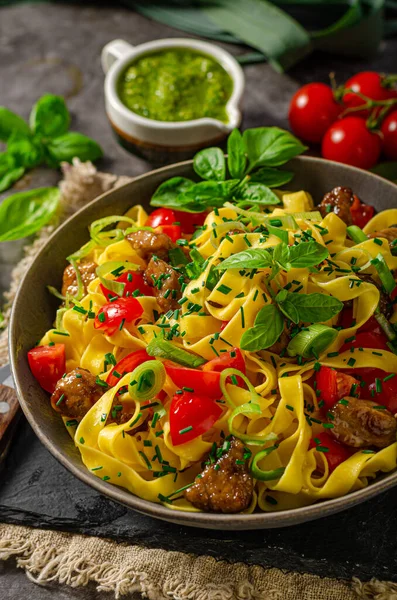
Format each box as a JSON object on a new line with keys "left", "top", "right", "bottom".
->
{"left": 118, "top": 49, "right": 233, "bottom": 123}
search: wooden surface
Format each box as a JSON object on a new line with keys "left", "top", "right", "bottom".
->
{"left": 1, "top": 2, "right": 397, "bottom": 598}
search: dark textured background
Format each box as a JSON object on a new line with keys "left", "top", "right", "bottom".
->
{"left": 1, "top": 3, "right": 397, "bottom": 598}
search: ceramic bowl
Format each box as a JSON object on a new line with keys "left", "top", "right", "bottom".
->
{"left": 9, "top": 156, "right": 397, "bottom": 530}
{"left": 102, "top": 38, "right": 244, "bottom": 165}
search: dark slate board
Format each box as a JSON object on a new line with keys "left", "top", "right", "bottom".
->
{"left": 1, "top": 416, "right": 397, "bottom": 583}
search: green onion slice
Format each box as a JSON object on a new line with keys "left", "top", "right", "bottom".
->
{"left": 47, "top": 286, "right": 66, "bottom": 301}
{"left": 69, "top": 258, "right": 84, "bottom": 301}
{"left": 146, "top": 338, "right": 206, "bottom": 368}
{"left": 251, "top": 446, "right": 285, "bottom": 481}
{"left": 90, "top": 215, "right": 137, "bottom": 246}
{"left": 96, "top": 261, "right": 140, "bottom": 297}
{"left": 55, "top": 307, "right": 68, "bottom": 332}
{"left": 374, "top": 308, "right": 397, "bottom": 343}
{"left": 346, "top": 225, "right": 368, "bottom": 244}
{"left": 129, "top": 360, "right": 166, "bottom": 402}
{"left": 287, "top": 324, "right": 338, "bottom": 358}
{"left": 67, "top": 239, "right": 97, "bottom": 261}
{"left": 292, "top": 211, "right": 322, "bottom": 222}
{"left": 371, "top": 253, "right": 396, "bottom": 294}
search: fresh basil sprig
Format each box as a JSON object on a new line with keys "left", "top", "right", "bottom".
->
{"left": 275, "top": 290, "right": 343, "bottom": 324}
{"left": 241, "top": 304, "right": 284, "bottom": 351}
{"left": 216, "top": 240, "right": 328, "bottom": 273}
{"left": 150, "top": 126, "right": 307, "bottom": 213}
{"left": 0, "top": 187, "right": 60, "bottom": 241}
{"left": 0, "top": 94, "right": 103, "bottom": 193}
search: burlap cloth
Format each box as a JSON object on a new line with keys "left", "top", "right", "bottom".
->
{"left": 0, "top": 161, "right": 396, "bottom": 599}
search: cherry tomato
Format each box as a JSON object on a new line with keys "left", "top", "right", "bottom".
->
{"left": 343, "top": 71, "right": 394, "bottom": 116}
{"left": 350, "top": 195, "right": 375, "bottom": 229}
{"left": 381, "top": 110, "right": 397, "bottom": 160}
{"left": 164, "top": 348, "right": 245, "bottom": 398}
{"left": 107, "top": 349, "right": 153, "bottom": 387}
{"left": 341, "top": 331, "right": 389, "bottom": 353}
{"left": 169, "top": 391, "right": 222, "bottom": 446}
{"left": 309, "top": 432, "right": 351, "bottom": 473}
{"left": 322, "top": 116, "right": 382, "bottom": 170}
{"left": 100, "top": 270, "right": 153, "bottom": 301}
{"left": 94, "top": 297, "right": 143, "bottom": 336}
{"left": 146, "top": 208, "right": 206, "bottom": 235}
{"left": 288, "top": 83, "right": 342, "bottom": 144}
{"left": 28, "top": 343, "right": 66, "bottom": 393}
{"left": 315, "top": 366, "right": 359, "bottom": 409}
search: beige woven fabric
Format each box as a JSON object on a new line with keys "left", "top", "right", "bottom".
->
{"left": 1, "top": 161, "right": 396, "bottom": 599}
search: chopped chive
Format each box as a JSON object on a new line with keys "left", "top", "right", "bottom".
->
{"left": 240, "top": 305, "right": 245, "bottom": 328}
{"left": 179, "top": 426, "right": 193, "bottom": 435}
{"left": 347, "top": 358, "right": 356, "bottom": 367}
{"left": 138, "top": 451, "right": 152, "bottom": 469}
{"left": 79, "top": 437, "right": 85, "bottom": 444}
{"left": 56, "top": 393, "right": 65, "bottom": 406}
{"left": 91, "top": 466, "right": 103, "bottom": 471}
{"left": 217, "top": 284, "right": 232, "bottom": 295}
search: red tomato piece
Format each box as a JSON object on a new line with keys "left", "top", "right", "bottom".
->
{"left": 202, "top": 348, "right": 246, "bottom": 375}
{"left": 157, "top": 224, "right": 181, "bottom": 243}
{"left": 220, "top": 320, "right": 229, "bottom": 332}
{"left": 164, "top": 361, "right": 221, "bottom": 397}
{"left": 107, "top": 349, "right": 153, "bottom": 387}
{"left": 341, "top": 331, "right": 389, "bottom": 353}
{"left": 173, "top": 210, "right": 206, "bottom": 234}
{"left": 94, "top": 297, "right": 143, "bottom": 336}
{"left": 350, "top": 195, "right": 375, "bottom": 229}
{"left": 316, "top": 366, "right": 359, "bottom": 409}
{"left": 145, "top": 207, "right": 206, "bottom": 236}
{"left": 169, "top": 391, "right": 222, "bottom": 446}
{"left": 288, "top": 83, "right": 342, "bottom": 144}
{"left": 343, "top": 71, "right": 394, "bottom": 117}
{"left": 100, "top": 270, "right": 153, "bottom": 301}
{"left": 381, "top": 109, "right": 397, "bottom": 161}
{"left": 369, "top": 374, "right": 397, "bottom": 414}
{"left": 321, "top": 116, "right": 382, "bottom": 170}
{"left": 28, "top": 343, "right": 66, "bottom": 394}
{"left": 310, "top": 432, "right": 351, "bottom": 473}
{"left": 145, "top": 208, "right": 176, "bottom": 228}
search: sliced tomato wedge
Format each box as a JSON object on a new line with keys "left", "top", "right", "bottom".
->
{"left": 169, "top": 391, "right": 222, "bottom": 446}
{"left": 157, "top": 224, "right": 181, "bottom": 242}
{"left": 350, "top": 195, "right": 375, "bottom": 229}
{"left": 310, "top": 432, "right": 351, "bottom": 473}
{"left": 94, "top": 297, "right": 143, "bottom": 336}
{"left": 28, "top": 343, "right": 66, "bottom": 393}
{"left": 107, "top": 349, "right": 153, "bottom": 387}
{"left": 164, "top": 348, "right": 245, "bottom": 398}
{"left": 346, "top": 367, "right": 397, "bottom": 414}
{"left": 315, "top": 366, "right": 359, "bottom": 409}
{"left": 100, "top": 270, "right": 153, "bottom": 301}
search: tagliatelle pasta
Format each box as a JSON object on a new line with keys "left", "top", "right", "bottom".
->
{"left": 29, "top": 184, "right": 397, "bottom": 515}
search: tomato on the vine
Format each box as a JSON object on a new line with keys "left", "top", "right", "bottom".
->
{"left": 381, "top": 110, "right": 397, "bottom": 160}
{"left": 288, "top": 83, "right": 342, "bottom": 144}
{"left": 321, "top": 116, "right": 382, "bottom": 170}
{"left": 343, "top": 72, "right": 394, "bottom": 116}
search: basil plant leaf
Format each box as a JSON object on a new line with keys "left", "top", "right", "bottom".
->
{"left": 151, "top": 176, "right": 195, "bottom": 209}
{"left": 238, "top": 182, "right": 280, "bottom": 205}
{"left": 0, "top": 107, "right": 30, "bottom": 142}
{"left": 288, "top": 241, "right": 329, "bottom": 268}
{"left": 241, "top": 304, "right": 284, "bottom": 351}
{"left": 281, "top": 292, "right": 343, "bottom": 323}
{"left": 243, "top": 127, "right": 307, "bottom": 171}
{"left": 273, "top": 242, "right": 291, "bottom": 270}
{"left": 215, "top": 248, "right": 273, "bottom": 271}
{"left": 0, "top": 167, "right": 25, "bottom": 193}
{"left": 0, "top": 187, "right": 60, "bottom": 242}
{"left": 30, "top": 94, "right": 71, "bottom": 139}
{"left": 45, "top": 132, "right": 103, "bottom": 168}
{"left": 193, "top": 147, "right": 226, "bottom": 182}
{"left": 249, "top": 166, "right": 294, "bottom": 188}
{"left": 227, "top": 128, "right": 246, "bottom": 179}
{"left": 183, "top": 179, "right": 239, "bottom": 203}
{"left": 277, "top": 299, "right": 300, "bottom": 324}
{"left": 7, "top": 131, "right": 44, "bottom": 169}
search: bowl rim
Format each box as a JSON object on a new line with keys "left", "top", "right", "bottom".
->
{"left": 104, "top": 37, "right": 244, "bottom": 132}
{"left": 9, "top": 155, "right": 397, "bottom": 529}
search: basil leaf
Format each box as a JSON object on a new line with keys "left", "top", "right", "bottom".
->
{"left": 45, "top": 132, "right": 103, "bottom": 168}
{"left": 0, "top": 108, "right": 30, "bottom": 142}
{"left": 215, "top": 248, "right": 273, "bottom": 270}
{"left": 227, "top": 128, "right": 246, "bottom": 179}
{"left": 0, "top": 167, "right": 25, "bottom": 193}
{"left": 288, "top": 241, "right": 329, "bottom": 268}
{"left": 238, "top": 182, "right": 280, "bottom": 205}
{"left": 7, "top": 132, "right": 44, "bottom": 169}
{"left": 267, "top": 223, "right": 288, "bottom": 244}
{"left": 151, "top": 177, "right": 195, "bottom": 210}
{"left": 277, "top": 299, "right": 300, "bottom": 324}
{"left": 193, "top": 147, "right": 226, "bottom": 181}
{"left": 280, "top": 292, "right": 343, "bottom": 323}
{"left": 273, "top": 242, "right": 291, "bottom": 270}
{"left": 243, "top": 127, "right": 307, "bottom": 171}
{"left": 30, "top": 94, "right": 70, "bottom": 139}
{"left": 0, "top": 187, "right": 60, "bottom": 241}
{"left": 241, "top": 304, "right": 284, "bottom": 351}
{"left": 249, "top": 166, "right": 294, "bottom": 188}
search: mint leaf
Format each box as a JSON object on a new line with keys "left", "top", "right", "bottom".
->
{"left": 215, "top": 248, "right": 273, "bottom": 270}
{"left": 241, "top": 304, "right": 284, "bottom": 351}
{"left": 193, "top": 147, "right": 225, "bottom": 181}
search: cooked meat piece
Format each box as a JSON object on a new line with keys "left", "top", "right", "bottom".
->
{"left": 318, "top": 186, "right": 354, "bottom": 226}
{"left": 357, "top": 273, "right": 393, "bottom": 319}
{"left": 329, "top": 396, "right": 397, "bottom": 449}
{"left": 184, "top": 437, "right": 253, "bottom": 513}
{"left": 61, "top": 259, "right": 97, "bottom": 297}
{"left": 126, "top": 230, "right": 173, "bottom": 261}
{"left": 144, "top": 256, "right": 182, "bottom": 312}
{"left": 51, "top": 367, "right": 103, "bottom": 420}
{"left": 368, "top": 227, "right": 397, "bottom": 244}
